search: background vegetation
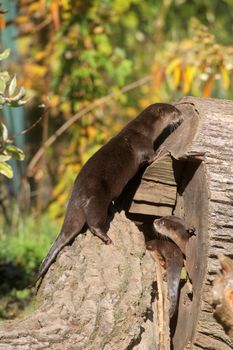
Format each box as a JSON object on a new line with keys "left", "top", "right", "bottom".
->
{"left": 0, "top": 0, "right": 232, "bottom": 320}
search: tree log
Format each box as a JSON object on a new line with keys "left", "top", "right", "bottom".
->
{"left": 0, "top": 213, "right": 157, "bottom": 350}
{"left": 0, "top": 96, "right": 232, "bottom": 349}
{"left": 176, "top": 97, "right": 233, "bottom": 350}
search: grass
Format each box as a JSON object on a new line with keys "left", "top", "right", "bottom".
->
{"left": 0, "top": 213, "right": 59, "bottom": 320}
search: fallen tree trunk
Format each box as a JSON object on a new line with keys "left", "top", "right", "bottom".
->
{"left": 0, "top": 96, "right": 232, "bottom": 349}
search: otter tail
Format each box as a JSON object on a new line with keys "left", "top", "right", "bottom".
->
{"left": 33, "top": 208, "right": 86, "bottom": 285}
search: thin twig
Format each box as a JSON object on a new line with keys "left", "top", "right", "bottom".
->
{"left": 26, "top": 75, "right": 152, "bottom": 176}
{"left": 9, "top": 106, "right": 50, "bottom": 140}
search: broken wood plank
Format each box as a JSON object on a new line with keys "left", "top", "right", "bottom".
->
{"left": 129, "top": 201, "right": 173, "bottom": 216}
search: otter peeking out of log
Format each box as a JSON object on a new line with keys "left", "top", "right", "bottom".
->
{"left": 153, "top": 215, "right": 195, "bottom": 255}
{"left": 147, "top": 215, "right": 195, "bottom": 317}
{"left": 34, "top": 103, "right": 183, "bottom": 285}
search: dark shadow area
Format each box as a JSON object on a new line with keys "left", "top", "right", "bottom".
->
{"left": 0, "top": 262, "right": 34, "bottom": 320}
{"left": 116, "top": 166, "right": 146, "bottom": 212}
{"left": 0, "top": 262, "right": 31, "bottom": 294}
{"left": 172, "top": 158, "right": 202, "bottom": 195}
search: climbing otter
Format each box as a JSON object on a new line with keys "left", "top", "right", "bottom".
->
{"left": 35, "top": 103, "right": 183, "bottom": 283}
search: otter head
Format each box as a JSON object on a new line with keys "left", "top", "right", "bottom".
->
{"left": 154, "top": 103, "right": 183, "bottom": 130}
{"left": 153, "top": 216, "right": 195, "bottom": 255}
{"left": 153, "top": 215, "right": 186, "bottom": 241}
{"left": 146, "top": 103, "right": 183, "bottom": 148}
{"left": 141, "top": 103, "right": 183, "bottom": 142}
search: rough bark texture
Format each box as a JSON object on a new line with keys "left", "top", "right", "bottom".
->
{"left": 178, "top": 97, "right": 233, "bottom": 350}
{"left": 0, "top": 96, "right": 232, "bottom": 349}
{"left": 0, "top": 213, "right": 157, "bottom": 350}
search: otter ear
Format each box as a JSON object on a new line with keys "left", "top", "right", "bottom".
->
{"left": 156, "top": 107, "right": 161, "bottom": 114}
{"left": 156, "top": 106, "right": 164, "bottom": 115}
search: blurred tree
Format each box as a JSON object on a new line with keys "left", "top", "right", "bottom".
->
{"left": 13, "top": 0, "right": 233, "bottom": 219}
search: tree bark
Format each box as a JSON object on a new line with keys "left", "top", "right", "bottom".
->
{"left": 176, "top": 97, "right": 233, "bottom": 350}
{"left": 0, "top": 212, "right": 158, "bottom": 350}
{"left": 0, "top": 96, "right": 232, "bottom": 349}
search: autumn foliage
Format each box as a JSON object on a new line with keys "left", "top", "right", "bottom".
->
{"left": 10, "top": 0, "right": 233, "bottom": 218}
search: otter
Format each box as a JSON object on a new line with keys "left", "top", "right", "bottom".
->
{"left": 146, "top": 239, "right": 184, "bottom": 318}
{"left": 153, "top": 215, "right": 195, "bottom": 254}
{"left": 35, "top": 103, "right": 183, "bottom": 284}
{"left": 148, "top": 215, "right": 195, "bottom": 317}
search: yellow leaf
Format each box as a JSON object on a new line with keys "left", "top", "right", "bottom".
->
{"left": 0, "top": 15, "right": 6, "bottom": 29}
{"left": 68, "top": 164, "right": 80, "bottom": 173}
{"left": 166, "top": 58, "right": 181, "bottom": 75}
{"left": 28, "top": 2, "right": 41, "bottom": 14}
{"left": 52, "top": 173, "right": 68, "bottom": 197}
{"left": 173, "top": 65, "right": 181, "bottom": 88}
{"left": 15, "top": 16, "right": 28, "bottom": 24}
{"left": 39, "top": 0, "right": 46, "bottom": 14}
{"left": 58, "top": 193, "right": 67, "bottom": 205}
{"left": 125, "top": 107, "right": 137, "bottom": 117}
{"left": 49, "top": 94, "right": 59, "bottom": 108}
{"left": 203, "top": 75, "right": 215, "bottom": 97}
{"left": 220, "top": 65, "right": 230, "bottom": 90}
{"left": 61, "top": 0, "right": 70, "bottom": 10}
{"left": 87, "top": 126, "right": 97, "bottom": 138}
{"left": 60, "top": 101, "right": 71, "bottom": 115}
{"left": 182, "top": 65, "right": 197, "bottom": 94}
{"left": 50, "top": 0, "right": 60, "bottom": 29}
{"left": 48, "top": 201, "right": 64, "bottom": 220}
{"left": 35, "top": 50, "right": 48, "bottom": 61}
{"left": 26, "top": 64, "right": 47, "bottom": 77}
{"left": 141, "top": 85, "right": 150, "bottom": 94}
{"left": 139, "top": 98, "right": 151, "bottom": 109}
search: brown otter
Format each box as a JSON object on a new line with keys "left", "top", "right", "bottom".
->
{"left": 153, "top": 215, "right": 195, "bottom": 254}
{"left": 146, "top": 239, "right": 184, "bottom": 318}
{"left": 35, "top": 103, "right": 183, "bottom": 284}
{"left": 149, "top": 215, "right": 195, "bottom": 317}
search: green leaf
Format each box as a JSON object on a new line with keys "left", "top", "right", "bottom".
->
{"left": 10, "top": 86, "right": 26, "bottom": 101}
{"left": 0, "top": 162, "right": 13, "bottom": 178}
{"left": 0, "top": 48, "right": 11, "bottom": 61}
{"left": 8, "top": 75, "right": 17, "bottom": 96}
{"left": 0, "top": 123, "right": 8, "bottom": 141}
{"left": 0, "top": 71, "right": 10, "bottom": 83}
{"left": 0, "top": 9, "right": 8, "bottom": 14}
{"left": 0, "top": 95, "right": 5, "bottom": 107}
{"left": 6, "top": 145, "right": 25, "bottom": 161}
{"left": 0, "top": 77, "right": 6, "bottom": 94}
{"left": 17, "top": 99, "right": 27, "bottom": 106}
{"left": 0, "top": 154, "right": 11, "bottom": 162}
